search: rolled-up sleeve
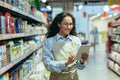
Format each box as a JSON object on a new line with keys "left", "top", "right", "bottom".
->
{"left": 76, "top": 60, "right": 86, "bottom": 70}
{"left": 42, "top": 38, "right": 66, "bottom": 73}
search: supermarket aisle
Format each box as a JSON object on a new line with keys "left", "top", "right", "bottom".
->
{"left": 77, "top": 44, "right": 120, "bottom": 80}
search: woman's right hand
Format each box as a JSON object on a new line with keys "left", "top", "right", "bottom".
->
{"left": 65, "top": 54, "right": 75, "bottom": 66}
{"left": 80, "top": 52, "right": 89, "bottom": 63}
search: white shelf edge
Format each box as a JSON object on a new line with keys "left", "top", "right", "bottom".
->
{"left": 111, "top": 39, "right": 120, "bottom": 43}
{"left": 108, "top": 66, "right": 120, "bottom": 76}
{"left": 0, "top": 33, "right": 42, "bottom": 40}
{"left": 112, "top": 32, "right": 120, "bottom": 34}
{"left": 108, "top": 56, "right": 120, "bottom": 65}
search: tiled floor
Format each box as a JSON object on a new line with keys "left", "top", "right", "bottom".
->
{"left": 77, "top": 44, "right": 120, "bottom": 80}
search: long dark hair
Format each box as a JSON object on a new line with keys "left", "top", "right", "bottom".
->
{"left": 46, "top": 12, "right": 77, "bottom": 38}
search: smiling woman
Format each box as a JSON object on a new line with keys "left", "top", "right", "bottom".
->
{"left": 42, "top": 12, "right": 89, "bottom": 80}
{"left": 58, "top": 16, "right": 74, "bottom": 38}
{"left": 46, "top": 12, "right": 76, "bottom": 38}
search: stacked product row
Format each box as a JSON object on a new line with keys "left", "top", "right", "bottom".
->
{"left": 0, "top": 12, "right": 47, "bottom": 34}
{"left": 0, "top": 35, "right": 45, "bottom": 69}
{"left": 108, "top": 59, "right": 120, "bottom": 75}
{"left": 0, "top": 0, "right": 45, "bottom": 20}
{"left": 110, "top": 51, "right": 120, "bottom": 63}
{"left": 29, "top": 62, "right": 50, "bottom": 80}
{"left": 0, "top": 0, "right": 48, "bottom": 80}
{"left": 107, "top": 19, "right": 120, "bottom": 76}
{"left": 110, "top": 25, "right": 120, "bottom": 41}
{"left": 0, "top": 48, "right": 43, "bottom": 80}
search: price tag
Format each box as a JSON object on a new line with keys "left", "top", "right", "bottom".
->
{"left": 29, "top": 15, "right": 34, "bottom": 19}
{"left": 18, "top": 10, "right": 22, "bottom": 14}
{"left": 23, "top": 33, "right": 25, "bottom": 37}
{"left": 8, "top": 5, "right": 13, "bottom": 10}
{"left": 25, "top": 12, "right": 28, "bottom": 16}
{"left": 0, "top": 35, "right": 3, "bottom": 40}
{"left": 0, "top": 1, "right": 2, "bottom": 6}
{"left": 3, "top": 34, "right": 11, "bottom": 39}
{"left": 12, "top": 7, "right": 15, "bottom": 11}
{"left": 6, "top": 3, "right": 9, "bottom": 9}
{"left": 13, "top": 7, "right": 18, "bottom": 12}
{"left": 11, "top": 34, "right": 14, "bottom": 38}
{"left": 3, "top": 2, "right": 7, "bottom": 7}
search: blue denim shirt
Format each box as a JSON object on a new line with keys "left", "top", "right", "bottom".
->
{"left": 42, "top": 33, "right": 85, "bottom": 73}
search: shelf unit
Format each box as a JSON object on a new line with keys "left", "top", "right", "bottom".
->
{"left": 0, "top": 44, "right": 42, "bottom": 75}
{"left": 108, "top": 66, "right": 120, "bottom": 76}
{"left": 0, "top": 33, "right": 44, "bottom": 41}
{"left": 0, "top": 1, "right": 46, "bottom": 80}
{"left": 107, "top": 19, "right": 120, "bottom": 76}
{"left": 23, "top": 60, "right": 43, "bottom": 80}
{"left": 0, "top": 1, "right": 41, "bottom": 24}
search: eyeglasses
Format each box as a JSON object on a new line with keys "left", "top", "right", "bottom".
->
{"left": 62, "top": 22, "right": 73, "bottom": 27}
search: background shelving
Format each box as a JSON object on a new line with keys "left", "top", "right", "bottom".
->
{"left": 107, "top": 17, "right": 120, "bottom": 76}
{"left": 0, "top": 32, "right": 46, "bottom": 41}
{"left": 0, "top": 1, "right": 48, "bottom": 80}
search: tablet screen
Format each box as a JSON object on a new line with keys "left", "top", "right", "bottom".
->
{"left": 75, "top": 44, "right": 91, "bottom": 60}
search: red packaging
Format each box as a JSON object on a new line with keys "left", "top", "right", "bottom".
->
{"left": 5, "top": 12, "right": 11, "bottom": 34}
{"left": 10, "top": 17, "right": 15, "bottom": 33}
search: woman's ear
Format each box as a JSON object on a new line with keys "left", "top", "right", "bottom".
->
{"left": 58, "top": 23, "right": 60, "bottom": 28}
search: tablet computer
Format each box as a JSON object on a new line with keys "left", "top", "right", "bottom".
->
{"left": 75, "top": 44, "right": 91, "bottom": 60}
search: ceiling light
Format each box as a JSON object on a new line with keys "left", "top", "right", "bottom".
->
{"left": 103, "top": 5, "right": 109, "bottom": 12}
{"left": 78, "top": 5, "right": 83, "bottom": 10}
{"left": 47, "top": 5, "right": 51, "bottom": 10}
{"left": 42, "top": 0, "right": 47, "bottom": 3}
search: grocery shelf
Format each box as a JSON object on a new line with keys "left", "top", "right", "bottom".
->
{"left": 107, "top": 18, "right": 120, "bottom": 77}
{"left": 0, "top": 1, "right": 41, "bottom": 24}
{"left": 23, "top": 61, "right": 43, "bottom": 80}
{"left": 111, "top": 32, "right": 120, "bottom": 34}
{"left": 110, "top": 22, "right": 120, "bottom": 27}
{"left": 111, "top": 39, "right": 120, "bottom": 43}
{"left": 111, "top": 47, "right": 120, "bottom": 54}
{"left": 108, "top": 66, "right": 120, "bottom": 76}
{"left": 0, "top": 33, "right": 41, "bottom": 40}
{"left": 108, "top": 56, "right": 120, "bottom": 65}
{"left": 0, "top": 44, "right": 42, "bottom": 75}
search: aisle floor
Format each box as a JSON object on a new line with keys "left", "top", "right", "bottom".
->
{"left": 77, "top": 44, "right": 120, "bottom": 80}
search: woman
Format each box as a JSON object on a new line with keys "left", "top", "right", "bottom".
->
{"left": 42, "top": 12, "right": 88, "bottom": 80}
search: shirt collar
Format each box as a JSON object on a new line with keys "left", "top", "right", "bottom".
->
{"left": 56, "top": 33, "right": 72, "bottom": 41}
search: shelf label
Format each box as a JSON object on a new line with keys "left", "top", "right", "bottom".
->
{"left": 3, "top": 34, "right": 11, "bottom": 39}
{"left": 0, "top": 1, "right": 2, "bottom": 6}
{"left": 3, "top": 2, "right": 7, "bottom": 8}
{"left": 8, "top": 4, "right": 13, "bottom": 10}
{"left": 11, "top": 34, "right": 14, "bottom": 38}
{"left": 0, "top": 35, "right": 3, "bottom": 40}
{"left": 6, "top": 3, "right": 9, "bottom": 9}
{"left": 12, "top": 7, "right": 18, "bottom": 12}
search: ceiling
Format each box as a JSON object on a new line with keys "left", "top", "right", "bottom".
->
{"left": 47, "top": 0, "right": 107, "bottom": 3}
{"left": 46, "top": 0, "right": 108, "bottom": 6}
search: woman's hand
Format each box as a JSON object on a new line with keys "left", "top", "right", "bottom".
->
{"left": 65, "top": 54, "right": 75, "bottom": 66}
{"left": 80, "top": 53, "right": 89, "bottom": 63}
